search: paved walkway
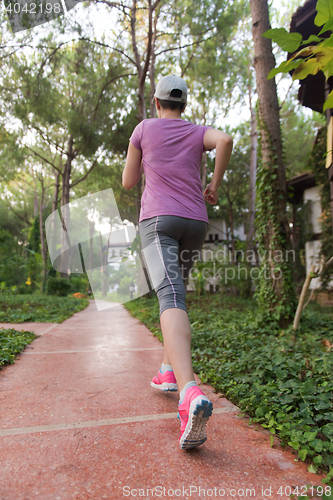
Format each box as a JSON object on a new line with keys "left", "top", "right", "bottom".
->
{"left": 0, "top": 301, "right": 326, "bottom": 500}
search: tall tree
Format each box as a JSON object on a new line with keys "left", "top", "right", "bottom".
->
{"left": 94, "top": 0, "right": 247, "bottom": 219}
{"left": 0, "top": 36, "right": 138, "bottom": 280}
{"left": 246, "top": 83, "right": 258, "bottom": 255}
{"left": 0, "top": 37, "right": 133, "bottom": 208}
{"left": 250, "top": 0, "right": 296, "bottom": 324}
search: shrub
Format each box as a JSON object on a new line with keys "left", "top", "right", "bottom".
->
{"left": 16, "top": 284, "right": 33, "bottom": 295}
{"left": 190, "top": 260, "right": 255, "bottom": 298}
{"left": 0, "top": 328, "right": 37, "bottom": 366}
{"left": 69, "top": 275, "right": 89, "bottom": 294}
{"left": 46, "top": 277, "right": 71, "bottom": 296}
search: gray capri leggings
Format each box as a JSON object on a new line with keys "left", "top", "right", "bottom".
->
{"left": 139, "top": 216, "right": 208, "bottom": 316}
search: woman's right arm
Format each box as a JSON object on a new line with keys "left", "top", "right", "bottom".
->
{"left": 203, "top": 129, "right": 233, "bottom": 205}
{"left": 122, "top": 142, "right": 143, "bottom": 190}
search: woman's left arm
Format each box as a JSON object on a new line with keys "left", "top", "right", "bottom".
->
{"left": 122, "top": 142, "right": 143, "bottom": 190}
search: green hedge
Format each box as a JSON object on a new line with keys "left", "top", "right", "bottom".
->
{"left": 0, "top": 294, "right": 89, "bottom": 323}
{"left": 46, "top": 277, "right": 72, "bottom": 296}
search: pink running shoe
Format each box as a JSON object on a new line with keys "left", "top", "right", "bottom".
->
{"left": 151, "top": 369, "right": 177, "bottom": 391}
{"left": 178, "top": 386, "right": 213, "bottom": 450}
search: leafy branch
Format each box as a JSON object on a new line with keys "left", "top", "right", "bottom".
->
{"left": 263, "top": 0, "right": 333, "bottom": 111}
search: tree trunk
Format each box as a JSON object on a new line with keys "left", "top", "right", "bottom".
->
{"left": 149, "top": 8, "right": 159, "bottom": 119}
{"left": 229, "top": 203, "right": 235, "bottom": 266}
{"left": 52, "top": 169, "right": 60, "bottom": 214}
{"left": 246, "top": 84, "right": 258, "bottom": 251}
{"left": 34, "top": 194, "right": 38, "bottom": 217}
{"left": 149, "top": 65, "right": 156, "bottom": 119}
{"left": 39, "top": 176, "right": 48, "bottom": 292}
{"left": 61, "top": 137, "right": 74, "bottom": 208}
{"left": 99, "top": 232, "right": 107, "bottom": 297}
{"left": 129, "top": 0, "right": 162, "bottom": 298}
{"left": 49, "top": 169, "right": 61, "bottom": 274}
{"left": 89, "top": 220, "right": 94, "bottom": 274}
{"left": 225, "top": 227, "right": 231, "bottom": 264}
{"left": 250, "top": 0, "right": 296, "bottom": 322}
{"left": 60, "top": 137, "right": 75, "bottom": 278}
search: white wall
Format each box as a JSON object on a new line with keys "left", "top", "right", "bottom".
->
{"left": 304, "top": 186, "right": 322, "bottom": 234}
{"left": 303, "top": 186, "right": 333, "bottom": 289}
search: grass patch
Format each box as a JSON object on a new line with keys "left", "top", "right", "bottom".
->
{"left": 124, "top": 293, "right": 333, "bottom": 478}
{"left": 0, "top": 328, "right": 38, "bottom": 366}
{"left": 0, "top": 294, "right": 89, "bottom": 323}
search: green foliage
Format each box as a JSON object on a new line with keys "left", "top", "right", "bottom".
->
{"left": 117, "top": 275, "right": 134, "bottom": 296}
{"left": 0, "top": 294, "right": 88, "bottom": 323}
{"left": 190, "top": 258, "right": 254, "bottom": 298}
{"left": 206, "top": 145, "right": 250, "bottom": 224}
{"left": 316, "top": 0, "right": 333, "bottom": 27}
{"left": 0, "top": 229, "right": 27, "bottom": 288}
{"left": 263, "top": 28, "right": 303, "bottom": 53}
{"left": 46, "top": 277, "right": 72, "bottom": 297}
{"left": 125, "top": 294, "right": 333, "bottom": 473}
{"left": 281, "top": 95, "right": 326, "bottom": 179}
{"left": 27, "top": 215, "right": 40, "bottom": 253}
{"left": 16, "top": 284, "right": 33, "bottom": 295}
{"left": 264, "top": 0, "right": 333, "bottom": 111}
{"left": 69, "top": 274, "right": 90, "bottom": 294}
{"left": 0, "top": 125, "right": 26, "bottom": 183}
{"left": 0, "top": 36, "right": 139, "bottom": 237}
{"left": 0, "top": 328, "right": 37, "bottom": 366}
{"left": 160, "top": 0, "right": 249, "bottom": 130}
{"left": 0, "top": 198, "right": 26, "bottom": 237}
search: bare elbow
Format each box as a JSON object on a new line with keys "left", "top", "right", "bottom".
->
{"left": 122, "top": 176, "right": 131, "bottom": 191}
{"left": 224, "top": 134, "right": 233, "bottom": 148}
{"left": 218, "top": 135, "right": 233, "bottom": 154}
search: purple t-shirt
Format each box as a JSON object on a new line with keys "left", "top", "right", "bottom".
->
{"left": 130, "top": 118, "right": 211, "bottom": 223}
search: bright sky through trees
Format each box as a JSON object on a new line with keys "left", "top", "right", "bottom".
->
{"left": 0, "top": 0, "right": 314, "bottom": 129}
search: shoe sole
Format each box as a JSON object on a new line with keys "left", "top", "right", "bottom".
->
{"left": 179, "top": 396, "right": 213, "bottom": 450}
{"left": 150, "top": 381, "right": 178, "bottom": 391}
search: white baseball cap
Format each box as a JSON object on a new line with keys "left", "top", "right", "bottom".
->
{"left": 154, "top": 75, "right": 187, "bottom": 103}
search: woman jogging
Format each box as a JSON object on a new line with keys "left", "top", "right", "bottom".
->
{"left": 122, "top": 75, "right": 233, "bottom": 449}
